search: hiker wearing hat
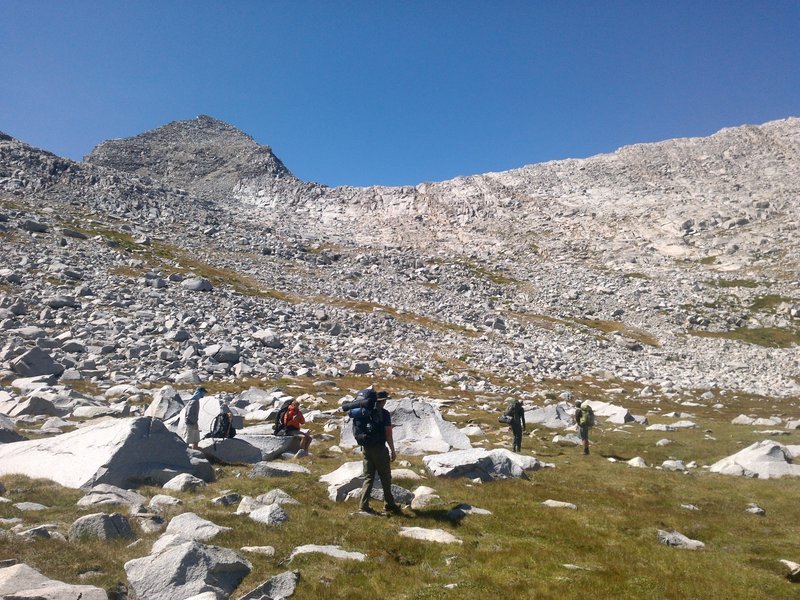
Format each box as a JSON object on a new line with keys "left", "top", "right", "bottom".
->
{"left": 182, "top": 386, "right": 207, "bottom": 450}
{"left": 347, "top": 388, "right": 402, "bottom": 515}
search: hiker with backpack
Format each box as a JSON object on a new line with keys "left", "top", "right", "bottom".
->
{"left": 283, "top": 399, "right": 312, "bottom": 456}
{"left": 506, "top": 398, "right": 526, "bottom": 452}
{"left": 182, "top": 386, "right": 207, "bottom": 449}
{"left": 342, "top": 388, "right": 402, "bottom": 516}
{"left": 574, "top": 400, "right": 594, "bottom": 455}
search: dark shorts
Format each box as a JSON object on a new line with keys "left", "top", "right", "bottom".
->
{"left": 578, "top": 425, "right": 589, "bottom": 441}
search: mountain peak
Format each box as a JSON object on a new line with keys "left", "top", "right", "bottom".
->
{"left": 85, "top": 115, "right": 295, "bottom": 200}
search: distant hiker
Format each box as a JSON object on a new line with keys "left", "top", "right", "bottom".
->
{"left": 343, "top": 388, "right": 402, "bottom": 515}
{"left": 506, "top": 399, "right": 526, "bottom": 452}
{"left": 283, "top": 399, "right": 312, "bottom": 456}
{"left": 574, "top": 400, "right": 594, "bottom": 455}
{"left": 182, "top": 386, "right": 206, "bottom": 449}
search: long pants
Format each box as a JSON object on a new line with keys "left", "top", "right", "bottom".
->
{"left": 360, "top": 444, "right": 396, "bottom": 510}
{"left": 512, "top": 424, "right": 523, "bottom": 452}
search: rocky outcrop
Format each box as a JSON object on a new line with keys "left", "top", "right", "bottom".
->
{"left": 709, "top": 440, "right": 800, "bottom": 479}
{"left": 1, "top": 115, "right": 798, "bottom": 403}
{"left": 0, "top": 417, "right": 213, "bottom": 489}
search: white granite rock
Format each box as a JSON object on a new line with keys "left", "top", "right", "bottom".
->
{"left": 0, "top": 417, "right": 212, "bottom": 489}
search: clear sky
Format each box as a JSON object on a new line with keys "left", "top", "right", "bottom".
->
{"left": 2, "top": 1, "right": 798, "bottom": 187}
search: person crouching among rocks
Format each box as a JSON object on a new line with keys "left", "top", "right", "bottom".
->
{"left": 284, "top": 399, "right": 312, "bottom": 457}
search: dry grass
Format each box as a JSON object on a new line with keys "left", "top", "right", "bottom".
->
{"left": 689, "top": 327, "right": 800, "bottom": 349}
{"left": 574, "top": 318, "right": 661, "bottom": 347}
{"left": 1, "top": 382, "right": 799, "bottom": 599}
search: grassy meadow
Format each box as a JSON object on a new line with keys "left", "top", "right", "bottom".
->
{"left": 0, "top": 378, "right": 798, "bottom": 599}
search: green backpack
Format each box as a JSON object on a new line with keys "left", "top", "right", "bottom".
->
{"left": 580, "top": 405, "right": 595, "bottom": 427}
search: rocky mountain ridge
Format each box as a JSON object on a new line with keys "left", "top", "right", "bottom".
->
{"left": 86, "top": 115, "right": 800, "bottom": 265}
{"left": 0, "top": 116, "right": 798, "bottom": 402}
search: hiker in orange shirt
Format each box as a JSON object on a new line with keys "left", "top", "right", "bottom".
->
{"left": 284, "top": 399, "right": 312, "bottom": 455}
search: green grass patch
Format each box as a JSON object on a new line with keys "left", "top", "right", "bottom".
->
{"left": 749, "top": 295, "right": 795, "bottom": 312}
{"left": 710, "top": 278, "right": 759, "bottom": 289}
{"left": 699, "top": 255, "right": 718, "bottom": 265}
{"left": 3, "top": 398, "right": 799, "bottom": 600}
{"left": 689, "top": 327, "right": 800, "bottom": 348}
{"left": 455, "top": 260, "right": 516, "bottom": 286}
{"left": 575, "top": 318, "right": 660, "bottom": 347}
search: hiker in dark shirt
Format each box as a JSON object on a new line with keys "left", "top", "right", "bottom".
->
{"left": 352, "top": 390, "right": 402, "bottom": 515}
{"left": 509, "top": 399, "right": 526, "bottom": 452}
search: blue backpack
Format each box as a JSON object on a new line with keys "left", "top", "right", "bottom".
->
{"left": 346, "top": 389, "right": 384, "bottom": 446}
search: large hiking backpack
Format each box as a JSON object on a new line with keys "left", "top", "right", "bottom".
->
{"left": 273, "top": 399, "right": 294, "bottom": 436}
{"left": 499, "top": 402, "right": 513, "bottom": 424}
{"left": 345, "top": 388, "right": 383, "bottom": 446}
{"left": 579, "top": 404, "right": 595, "bottom": 427}
{"left": 206, "top": 411, "right": 236, "bottom": 440}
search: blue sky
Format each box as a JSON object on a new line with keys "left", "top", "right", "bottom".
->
{"left": 2, "top": 1, "right": 798, "bottom": 187}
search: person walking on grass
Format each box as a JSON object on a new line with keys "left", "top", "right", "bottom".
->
{"left": 346, "top": 388, "right": 402, "bottom": 515}
{"left": 507, "top": 399, "right": 526, "bottom": 452}
{"left": 574, "top": 400, "right": 593, "bottom": 455}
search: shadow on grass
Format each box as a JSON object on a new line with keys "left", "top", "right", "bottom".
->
{"left": 599, "top": 452, "right": 636, "bottom": 461}
{"left": 409, "top": 506, "right": 466, "bottom": 526}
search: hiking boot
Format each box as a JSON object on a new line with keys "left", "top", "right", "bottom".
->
{"left": 583, "top": 448, "right": 589, "bottom": 455}
{"left": 357, "top": 506, "right": 378, "bottom": 516}
{"left": 385, "top": 504, "right": 403, "bottom": 515}
{"left": 294, "top": 449, "right": 308, "bottom": 458}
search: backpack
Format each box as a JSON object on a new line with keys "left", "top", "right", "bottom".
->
{"left": 273, "top": 399, "right": 293, "bottom": 436}
{"left": 206, "top": 411, "right": 236, "bottom": 440}
{"left": 579, "top": 405, "right": 595, "bottom": 427}
{"left": 347, "top": 389, "right": 383, "bottom": 446}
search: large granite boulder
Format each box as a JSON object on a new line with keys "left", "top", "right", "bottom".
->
{"left": 340, "top": 398, "right": 471, "bottom": 454}
{"left": 0, "top": 417, "right": 213, "bottom": 489}
{"left": 423, "top": 448, "right": 543, "bottom": 481}
{"left": 124, "top": 537, "right": 251, "bottom": 600}
{"left": 582, "top": 400, "right": 634, "bottom": 424}
{"left": 198, "top": 437, "right": 264, "bottom": 464}
{"left": 0, "top": 563, "right": 106, "bottom": 599}
{"left": 709, "top": 440, "right": 800, "bottom": 479}
{"left": 524, "top": 403, "right": 573, "bottom": 429}
{"left": 144, "top": 385, "right": 185, "bottom": 420}
{"left": 10, "top": 347, "right": 64, "bottom": 378}
{"left": 236, "top": 425, "right": 302, "bottom": 460}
